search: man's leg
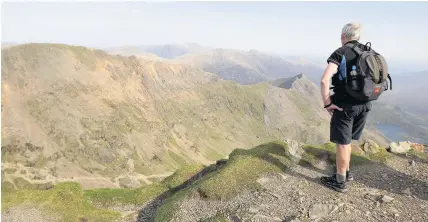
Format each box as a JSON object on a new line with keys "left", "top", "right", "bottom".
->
{"left": 346, "top": 145, "right": 352, "bottom": 171}
{"left": 321, "top": 107, "right": 353, "bottom": 192}
{"left": 336, "top": 143, "right": 351, "bottom": 183}
{"left": 346, "top": 144, "right": 353, "bottom": 180}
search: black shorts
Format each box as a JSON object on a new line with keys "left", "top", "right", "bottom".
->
{"left": 330, "top": 102, "right": 371, "bottom": 145}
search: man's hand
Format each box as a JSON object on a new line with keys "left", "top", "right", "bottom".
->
{"left": 325, "top": 104, "right": 343, "bottom": 116}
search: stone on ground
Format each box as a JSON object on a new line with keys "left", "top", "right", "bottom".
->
{"left": 308, "top": 204, "right": 339, "bottom": 220}
{"left": 388, "top": 141, "right": 412, "bottom": 154}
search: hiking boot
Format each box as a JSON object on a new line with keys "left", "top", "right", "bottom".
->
{"left": 320, "top": 175, "right": 348, "bottom": 193}
{"left": 346, "top": 171, "right": 354, "bottom": 181}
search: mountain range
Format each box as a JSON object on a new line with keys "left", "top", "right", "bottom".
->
{"left": 107, "top": 43, "right": 325, "bottom": 84}
{"left": 107, "top": 43, "right": 428, "bottom": 144}
{"left": 1, "top": 43, "right": 389, "bottom": 190}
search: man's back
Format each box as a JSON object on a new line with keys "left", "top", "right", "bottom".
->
{"left": 327, "top": 40, "right": 370, "bottom": 105}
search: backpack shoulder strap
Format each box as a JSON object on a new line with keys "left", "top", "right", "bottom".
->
{"left": 344, "top": 42, "right": 363, "bottom": 55}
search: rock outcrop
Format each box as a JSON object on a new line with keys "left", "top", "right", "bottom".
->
{"left": 388, "top": 141, "right": 426, "bottom": 154}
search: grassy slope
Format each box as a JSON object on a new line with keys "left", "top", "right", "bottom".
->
{"left": 1, "top": 164, "right": 206, "bottom": 221}
{"left": 84, "top": 164, "right": 205, "bottom": 207}
{"left": 154, "top": 141, "right": 291, "bottom": 221}
{"left": 1, "top": 182, "right": 121, "bottom": 222}
{"left": 3, "top": 140, "right": 425, "bottom": 221}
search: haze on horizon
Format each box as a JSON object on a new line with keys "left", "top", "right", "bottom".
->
{"left": 2, "top": 1, "right": 428, "bottom": 72}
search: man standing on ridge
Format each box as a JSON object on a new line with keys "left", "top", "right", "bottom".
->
{"left": 319, "top": 23, "right": 373, "bottom": 192}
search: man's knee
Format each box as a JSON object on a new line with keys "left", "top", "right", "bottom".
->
{"left": 336, "top": 143, "right": 351, "bottom": 149}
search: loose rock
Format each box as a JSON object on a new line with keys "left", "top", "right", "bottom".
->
{"left": 401, "top": 188, "right": 412, "bottom": 196}
{"left": 309, "top": 204, "right": 339, "bottom": 220}
{"left": 389, "top": 207, "right": 399, "bottom": 214}
{"left": 379, "top": 195, "right": 394, "bottom": 203}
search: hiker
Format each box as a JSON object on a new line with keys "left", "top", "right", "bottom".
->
{"left": 319, "top": 22, "right": 391, "bottom": 192}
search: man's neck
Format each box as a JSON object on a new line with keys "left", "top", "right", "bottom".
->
{"left": 342, "top": 39, "right": 359, "bottom": 46}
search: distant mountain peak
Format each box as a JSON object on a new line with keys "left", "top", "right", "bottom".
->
{"left": 295, "top": 72, "right": 305, "bottom": 79}
{"left": 270, "top": 73, "right": 314, "bottom": 90}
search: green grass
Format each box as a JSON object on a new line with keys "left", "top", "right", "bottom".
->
{"left": 84, "top": 183, "right": 168, "bottom": 207}
{"left": 162, "top": 164, "right": 205, "bottom": 189}
{"left": 155, "top": 141, "right": 292, "bottom": 221}
{"left": 2, "top": 162, "right": 208, "bottom": 221}
{"left": 196, "top": 141, "right": 291, "bottom": 200}
{"left": 2, "top": 182, "right": 120, "bottom": 222}
{"left": 301, "top": 142, "right": 391, "bottom": 167}
{"left": 85, "top": 163, "right": 205, "bottom": 207}
{"left": 366, "top": 148, "right": 391, "bottom": 164}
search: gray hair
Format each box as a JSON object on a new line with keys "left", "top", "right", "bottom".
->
{"left": 341, "top": 23, "right": 362, "bottom": 40}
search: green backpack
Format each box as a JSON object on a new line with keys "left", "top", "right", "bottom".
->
{"left": 342, "top": 42, "right": 392, "bottom": 101}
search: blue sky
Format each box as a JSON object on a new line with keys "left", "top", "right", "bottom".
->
{"left": 2, "top": 1, "right": 428, "bottom": 72}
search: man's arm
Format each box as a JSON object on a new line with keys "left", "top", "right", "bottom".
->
{"left": 321, "top": 62, "right": 343, "bottom": 115}
{"left": 321, "top": 62, "right": 338, "bottom": 106}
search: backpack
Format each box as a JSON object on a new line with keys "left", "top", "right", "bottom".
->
{"left": 334, "top": 42, "right": 392, "bottom": 102}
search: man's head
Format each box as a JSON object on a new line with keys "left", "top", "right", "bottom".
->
{"left": 341, "top": 22, "right": 362, "bottom": 45}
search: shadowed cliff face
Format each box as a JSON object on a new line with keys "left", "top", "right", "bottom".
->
{"left": 1, "top": 43, "right": 387, "bottom": 189}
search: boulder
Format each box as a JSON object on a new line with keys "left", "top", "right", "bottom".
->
{"left": 388, "top": 141, "right": 411, "bottom": 154}
{"left": 283, "top": 139, "right": 304, "bottom": 161}
{"left": 362, "top": 140, "right": 381, "bottom": 154}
